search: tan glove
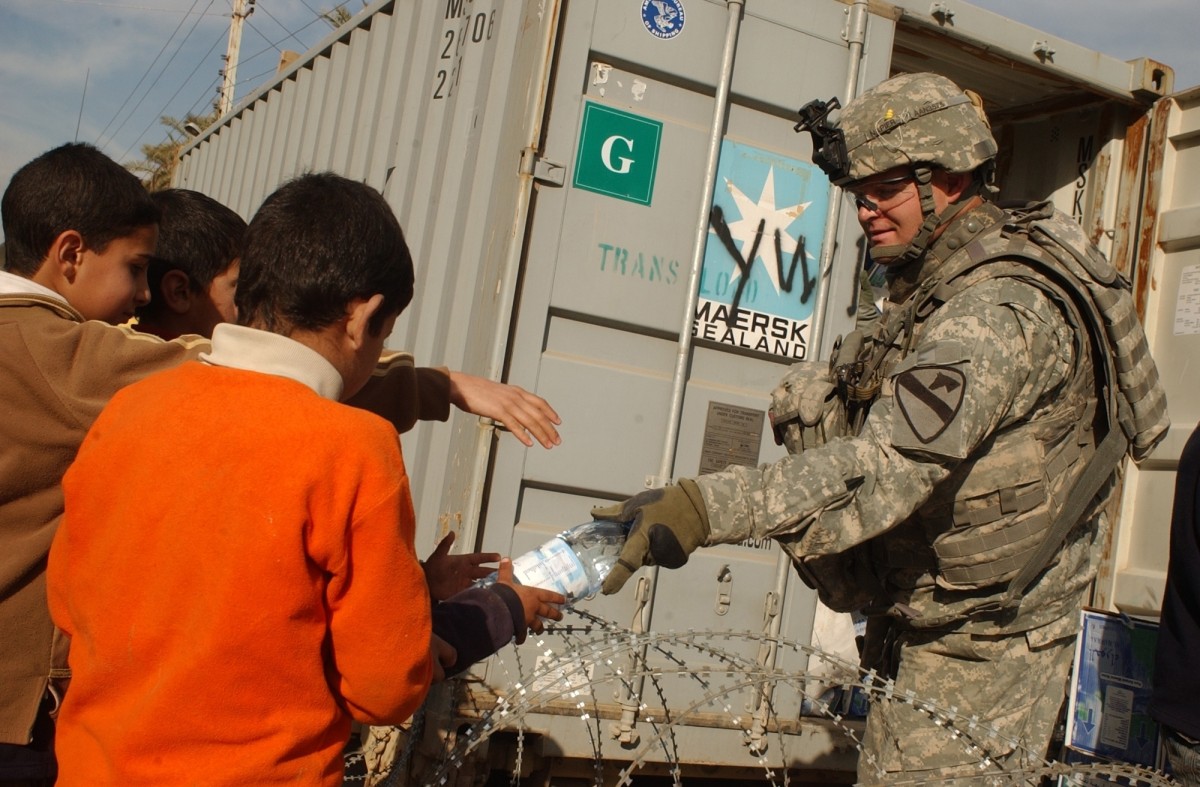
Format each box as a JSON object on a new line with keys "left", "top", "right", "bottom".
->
{"left": 592, "top": 478, "right": 710, "bottom": 595}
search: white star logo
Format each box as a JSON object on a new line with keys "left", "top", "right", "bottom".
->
{"left": 716, "top": 167, "right": 812, "bottom": 295}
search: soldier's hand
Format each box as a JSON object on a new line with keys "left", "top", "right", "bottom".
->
{"left": 592, "top": 479, "right": 710, "bottom": 595}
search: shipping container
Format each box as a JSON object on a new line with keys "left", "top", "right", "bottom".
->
{"left": 176, "top": 0, "right": 1194, "bottom": 782}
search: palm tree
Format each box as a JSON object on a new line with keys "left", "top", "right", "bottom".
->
{"left": 127, "top": 111, "right": 219, "bottom": 192}
{"left": 320, "top": 3, "right": 353, "bottom": 29}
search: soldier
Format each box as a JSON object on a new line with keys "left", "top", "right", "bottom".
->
{"left": 594, "top": 72, "right": 1168, "bottom": 782}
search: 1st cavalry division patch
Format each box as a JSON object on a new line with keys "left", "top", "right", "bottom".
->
{"left": 895, "top": 365, "right": 965, "bottom": 444}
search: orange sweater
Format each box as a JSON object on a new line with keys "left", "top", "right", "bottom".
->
{"left": 47, "top": 361, "right": 433, "bottom": 785}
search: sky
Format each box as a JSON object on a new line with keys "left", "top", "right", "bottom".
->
{"left": 0, "top": 0, "right": 352, "bottom": 215}
{"left": 968, "top": 0, "right": 1200, "bottom": 91}
{"left": 0, "top": 0, "right": 1196, "bottom": 237}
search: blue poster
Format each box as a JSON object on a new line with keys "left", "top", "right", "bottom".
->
{"left": 1065, "top": 609, "right": 1163, "bottom": 769}
{"left": 694, "top": 139, "right": 831, "bottom": 360}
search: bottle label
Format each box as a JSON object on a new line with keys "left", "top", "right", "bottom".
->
{"left": 511, "top": 537, "right": 591, "bottom": 599}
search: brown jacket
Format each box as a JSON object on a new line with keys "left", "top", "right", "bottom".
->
{"left": 0, "top": 292, "right": 449, "bottom": 744}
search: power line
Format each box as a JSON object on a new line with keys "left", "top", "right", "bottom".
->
{"left": 127, "top": 0, "right": 341, "bottom": 158}
{"left": 93, "top": 0, "right": 205, "bottom": 148}
{"left": 184, "top": 75, "right": 223, "bottom": 119}
{"left": 100, "top": 0, "right": 220, "bottom": 155}
{"left": 118, "top": 27, "right": 227, "bottom": 163}
{"left": 235, "top": 38, "right": 284, "bottom": 71}
{"left": 74, "top": 68, "right": 90, "bottom": 142}
{"left": 292, "top": 0, "right": 324, "bottom": 19}
{"left": 238, "top": 13, "right": 328, "bottom": 67}
{"left": 243, "top": 18, "right": 285, "bottom": 55}
{"left": 235, "top": 66, "right": 279, "bottom": 89}
{"left": 250, "top": 2, "right": 314, "bottom": 52}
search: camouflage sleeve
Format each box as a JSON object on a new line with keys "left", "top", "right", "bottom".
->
{"left": 694, "top": 275, "right": 1076, "bottom": 553}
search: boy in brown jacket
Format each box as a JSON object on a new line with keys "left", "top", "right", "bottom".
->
{"left": 0, "top": 143, "right": 196, "bottom": 782}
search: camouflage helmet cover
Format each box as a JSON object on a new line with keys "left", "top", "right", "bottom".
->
{"left": 836, "top": 72, "right": 998, "bottom": 184}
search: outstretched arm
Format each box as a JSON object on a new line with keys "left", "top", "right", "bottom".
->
{"left": 597, "top": 277, "right": 1075, "bottom": 595}
{"left": 348, "top": 357, "right": 562, "bottom": 448}
{"left": 448, "top": 371, "right": 562, "bottom": 449}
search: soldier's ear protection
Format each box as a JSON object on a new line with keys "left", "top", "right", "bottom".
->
{"left": 795, "top": 97, "right": 850, "bottom": 185}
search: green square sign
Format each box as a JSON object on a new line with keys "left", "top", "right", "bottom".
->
{"left": 572, "top": 102, "right": 662, "bottom": 206}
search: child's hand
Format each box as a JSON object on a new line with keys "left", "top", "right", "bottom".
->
{"left": 495, "top": 558, "right": 565, "bottom": 634}
{"left": 430, "top": 635, "right": 456, "bottom": 683}
{"left": 422, "top": 531, "right": 501, "bottom": 601}
{"left": 447, "top": 371, "right": 562, "bottom": 449}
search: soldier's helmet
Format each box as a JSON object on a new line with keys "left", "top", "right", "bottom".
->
{"left": 836, "top": 72, "right": 997, "bottom": 185}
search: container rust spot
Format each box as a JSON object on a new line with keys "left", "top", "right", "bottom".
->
{"left": 1111, "top": 109, "right": 1149, "bottom": 281}
{"left": 1132, "top": 98, "right": 1173, "bottom": 320}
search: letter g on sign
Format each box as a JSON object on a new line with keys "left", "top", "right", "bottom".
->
{"left": 601, "top": 135, "right": 635, "bottom": 174}
{"left": 572, "top": 102, "right": 661, "bottom": 206}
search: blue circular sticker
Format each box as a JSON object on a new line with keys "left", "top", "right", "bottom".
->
{"left": 641, "top": 0, "right": 685, "bottom": 40}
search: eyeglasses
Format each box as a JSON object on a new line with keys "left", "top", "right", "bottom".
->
{"left": 845, "top": 173, "right": 916, "bottom": 213}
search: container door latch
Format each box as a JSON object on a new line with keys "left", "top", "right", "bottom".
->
{"left": 520, "top": 148, "right": 565, "bottom": 187}
{"left": 715, "top": 566, "right": 732, "bottom": 615}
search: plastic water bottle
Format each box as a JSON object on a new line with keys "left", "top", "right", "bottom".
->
{"left": 477, "top": 520, "right": 631, "bottom": 603}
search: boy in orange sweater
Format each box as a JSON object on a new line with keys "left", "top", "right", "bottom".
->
{"left": 46, "top": 173, "right": 562, "bottom": 785}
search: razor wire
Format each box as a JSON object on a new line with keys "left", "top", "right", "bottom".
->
{"left": 349, "top": 607, "right": 1173, "bottom": 787}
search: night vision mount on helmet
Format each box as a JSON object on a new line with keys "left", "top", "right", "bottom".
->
{"left": 794, "top": 96, "right": 850, "bottom": 185}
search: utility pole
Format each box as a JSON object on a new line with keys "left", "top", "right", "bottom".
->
{"left": 217, "top": 0, "right": 255, "bottom": 116}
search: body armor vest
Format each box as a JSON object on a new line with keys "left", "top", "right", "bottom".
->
{"left": 769, "top": 201, "right": 1168, "bottom": 627}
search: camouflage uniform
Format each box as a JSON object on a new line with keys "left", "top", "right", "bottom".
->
{"left": 693, "top": 74, "right": 1166, "bottom": 782}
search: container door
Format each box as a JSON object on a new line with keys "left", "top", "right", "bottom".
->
{"left": 472, "top": 0, "right": 893, "bottom": 769}
{"left": 1095, "top": 86, "right": 1200, "bottom": 618}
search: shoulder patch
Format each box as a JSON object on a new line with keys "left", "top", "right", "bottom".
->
{"left": 894, "top": 365, "right": 965, "bottom": 444}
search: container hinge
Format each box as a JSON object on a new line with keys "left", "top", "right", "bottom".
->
{"left": 1032, "top": 40, "right": 1057, "bottom": 63}
{"left": 520, "top": 147, "right": 565, "bottom": 186}
{"left": 929, "top": 2, "right": 954, "bottom": 25}
{"left": 715, "top": 565, "right": 733, "bottom": 616}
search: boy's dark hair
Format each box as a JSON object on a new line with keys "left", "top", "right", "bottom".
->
{"left": 137, "top": 189, "right": 246, "bottom": 321}
{"left": 1, "top": 143, "right": 159, "bottom": 276}
{"left": 237, "top": 173, "right": 413, "bottom": 335}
